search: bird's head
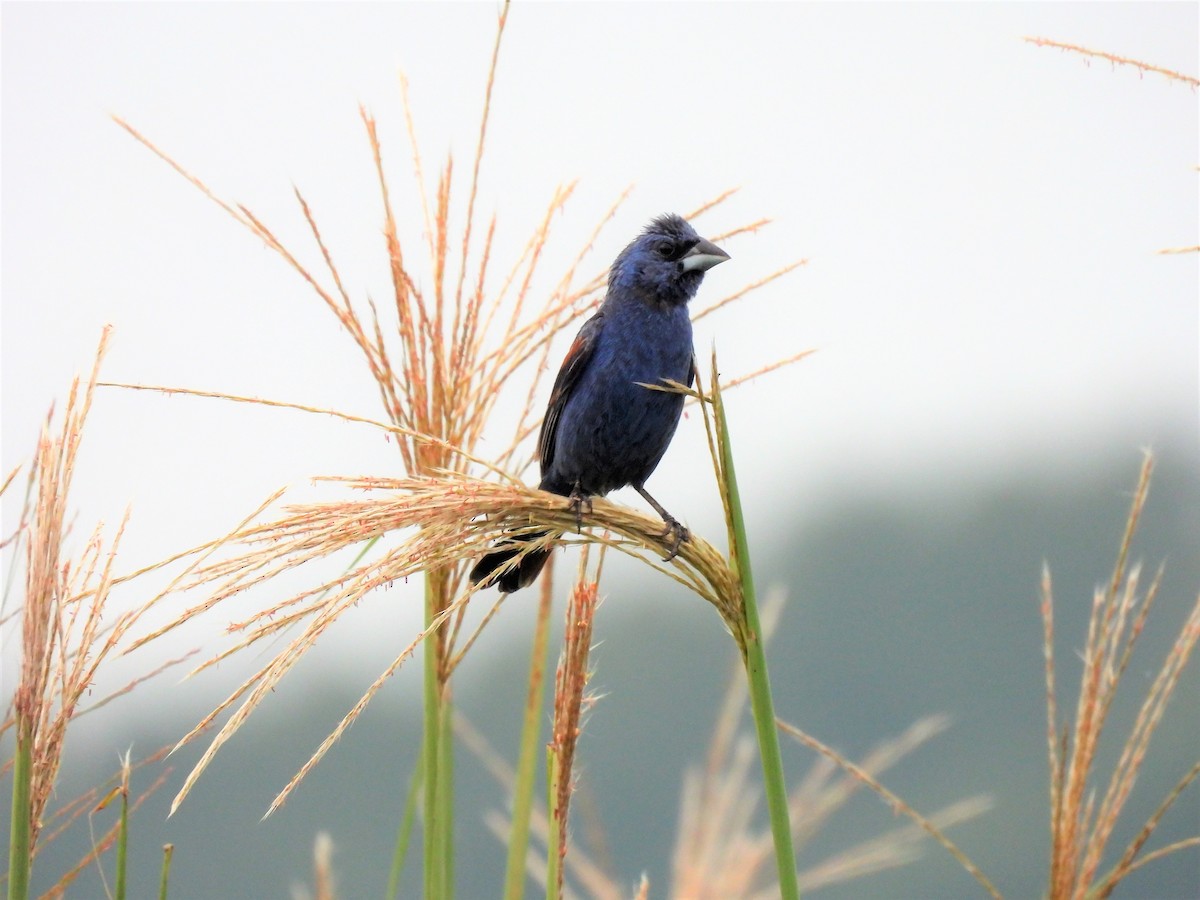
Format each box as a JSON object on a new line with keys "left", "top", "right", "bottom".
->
{"left": 609, "top": 214, "right": 731, "bottom": 306}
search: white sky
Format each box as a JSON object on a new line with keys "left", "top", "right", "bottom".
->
{"left": 2, "top": 3, "right": 1197, "bottom": 675}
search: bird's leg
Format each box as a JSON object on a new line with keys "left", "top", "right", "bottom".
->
{"left": 568, "top": 481, "right": 592, "bottom": 532}
{"left": 634, "top": 485, "right": 690, "bottom": 561}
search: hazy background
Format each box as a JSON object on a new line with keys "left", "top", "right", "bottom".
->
{"left": 3, "top": 3, "right": 1197, "bottom": 897}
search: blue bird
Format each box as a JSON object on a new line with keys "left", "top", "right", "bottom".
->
{"left": 471, "top": 214, "right": 730, "bottom": 592}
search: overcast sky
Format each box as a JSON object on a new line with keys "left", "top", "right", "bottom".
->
{"left": 3, "top": 3, "right": 1197, "bottom": 671}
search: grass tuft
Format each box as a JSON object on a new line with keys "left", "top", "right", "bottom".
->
{"left": 3, "top": 330, "right": 180, "bottom": 899}
{"left": 1042, "top": 453, "right": 1200, "bottom": 899}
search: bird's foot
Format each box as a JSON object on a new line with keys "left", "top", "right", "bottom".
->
{"left": 657, "top": 516, "right": 690, "bottom": 561}
{"left": 568, "top": 484, "right": 593, "bottom": 532}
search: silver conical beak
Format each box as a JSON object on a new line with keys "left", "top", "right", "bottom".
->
{"left": 680, "top": 238, "right": 731, "bottom": 273}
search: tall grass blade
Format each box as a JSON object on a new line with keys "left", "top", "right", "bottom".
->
{"left": 709, "top": 368, "right": 800, "bottom": 900}
{"left": 385, "top": 757, "right": 422, "bottom": 900}
{"left": 422, "top": 576, "right": 446, "bottom": 900}
{"left": 7, "top": 718, "right": 33, "bottom": 900}
{"left": 504, "top": 573, "right": 555, "bottom": 900}
{"left": 115, "top": 760, "right": 130, "bottom": 900}
{"left": 439, "top": 693, "right": 455, "bottom": 900}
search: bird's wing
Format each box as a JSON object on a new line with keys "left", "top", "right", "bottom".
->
{"left": 538, "top": 312, "right": 604, "bottom": 474}
{"left": 687, "top": 354, "right": 697, "bottom": 390}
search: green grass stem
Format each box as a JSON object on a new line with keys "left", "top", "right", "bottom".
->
{"left": 7, "top": 717, "right": 32, "bottom": 900}
{"left": 503, "top": 580, "right": 555, "bottom": 900}
{"left": 157, "top": 844, "right": 174, "bottom": 900}
{"left": 115, "top": 771, "right": 129, "bottom": 900}
{"left": 385, "top": 756, "right": 422, "bottom": 900}
{"left": 712, "top": 377, "right": 800, "bottom": 900}
{"left": 422, "top": 575, "right": 445, "bottom": 900}
{"left": 439, "top": 694, "right": 455, "bottom": 899}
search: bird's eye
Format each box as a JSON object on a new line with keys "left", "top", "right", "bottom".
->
{"left": 656, "top": 241, "right": 675, "bottom": 260}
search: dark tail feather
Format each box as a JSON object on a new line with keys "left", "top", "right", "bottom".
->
{"left": 470, "top": 530, "right": 553, "bottom": 593}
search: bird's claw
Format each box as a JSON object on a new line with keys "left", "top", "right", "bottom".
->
{"left": 568, "top": 486, "right": 593, "bottom": 532}
{"left": 658, "top": 517, "right": 690, "bottom": 561}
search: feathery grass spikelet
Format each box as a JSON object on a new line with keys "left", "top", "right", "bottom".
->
{"left": 778, "top": 720, "right": 1000, "bottom": 899}
{"left": 1042, "top": 453, "right": 1200, "bottom": 898}
{"left": 1023, "top": 37, "right": 1200, "bottom": 87}
{"left": 1023, "top": 37, "right": 1198, "bottom": 258}
{"left": 5, "top": 331, "right": 179, "bottom": 844}
{"left": 547, "top": 559, "right": 600, "bottom": 898}
{"left": 1, "top": 329, "right": 184, "bottom": 896}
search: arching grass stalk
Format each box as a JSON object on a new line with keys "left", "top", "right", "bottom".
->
{"left": 702, "top": 356, "right": 800, "bottom": 900}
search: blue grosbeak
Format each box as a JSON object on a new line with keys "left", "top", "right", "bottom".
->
{"left": 471, "top": 214, "right": 730, "bottom": 592}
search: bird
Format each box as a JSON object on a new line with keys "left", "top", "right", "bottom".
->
{"left": 470, "top": 213, "right": 730, "bottom": 593}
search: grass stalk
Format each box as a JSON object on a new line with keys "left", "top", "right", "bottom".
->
{"left": 7, "top": 717, "right": 33, "bottom": 900}
{"left": 158, "top": 844, "right": 174, "bottom": 900}
{"left": 115, "top": 761, "right": 130, "bottom": 900}
{"left": 439, "top": 690, "right": 455, "bottom": 900}
{"left": 385, "top": 756, "right": 422, "bottom": 900}
{"left": 711, "top": 375, "right": 800, "bottom": 900}
{"left": 422, "top": 576, "right": 446, "bottom": 900}
{"left": 503, "top": 572, "right": 555, "bottom": 900}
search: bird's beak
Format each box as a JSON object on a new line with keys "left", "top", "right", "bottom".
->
{"left": 680, "top": 238, "right": 731, "bottom": 272}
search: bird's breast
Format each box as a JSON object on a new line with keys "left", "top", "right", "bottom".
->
{"left": 546, "top": 307, "right": 693, "bottom": 495}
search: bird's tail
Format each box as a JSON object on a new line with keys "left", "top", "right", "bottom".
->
{"left": 470, "top": 530, "right": 554, "bottom": 593}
